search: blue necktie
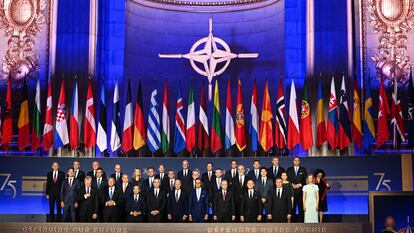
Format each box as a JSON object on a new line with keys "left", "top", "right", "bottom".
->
{"left": 109, "top": 189, "right": 113, "bottom": 199}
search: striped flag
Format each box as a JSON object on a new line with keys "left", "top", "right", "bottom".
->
{"left": 96, "top": 82, "right": 107, "bottom": 152}
{"left": 338, "top": 75, "right": 352, "bottom": 150}
{"left": 1, "top": 78, "right": 12, "bottom": 150}
{"left": 225, "top": 79, "right": 235, "bottom": 151}
{"left": 161, "top": 81, "right": 170, "bottom": 154}
{"left": 408, "top": 68, "right": 414, "bottom": 147}
{"left": 211, "top": 80, "right": 222, "bottom": 154}
{"left": 147, "top": 87, "right": 161, "bottom": 153}
{"left": 391, "top": 77, "right": 406, "bottom": 148}
{"left": 186, "top": 84, "right": 196, "bottom": 152}
{"left": 250, "top": 79, "right": 259, "bottom": 152}
{"left": 31, "top": 79, "right": 42, "bottom": 151}
{"left": 352, "top": 75, "right": 362, "bottom": 149}
{"left": 110, "top": 81, "right": 121, "bottom": 152}
{"left": 173, "top": 85, "right": 186, "bottom": 154}
{"left": 287, "top": 79, "right": 300, "bottom": 150}
{"left": 327, "top": 76, "right": 339, "bottom": 150}
{"left": 197, "top": 81, "right": 209, "bottom": 153}
{"left": 363, "top": 75, "right": 375, "bottom": 150}
{"left": 260, "top": 80, "right": 274, "bottom": 152}
{"left": 235, "top": 80, "right": 246, "bottom": 151}
{"left": 70, "top": 79, "right": 79, "bottom": 150}
{"left": 18, "top": 80, "right": 30, "bottom": 150}
{"left": 54, "top": 80, "right": 69, "bottom": 149}
{"left": 133, "top": 81, "right": 146, "bottom": 150}
{"left": 275, "top": 79, "right": 287, "bottom": 149}
{"left": 42, "top": 79, "right": 53, "bottom": 151}
{"left": 377, "top": 76, "right": 390, "bottom": 148}
{"left": 122, "top": 80, "right": 133, "bottom": 153}
{"left": 316, "top": 76, "right": 327, "bottom": 146}
{"left": 84, "top": 78, "right": 97, "bottom": 149}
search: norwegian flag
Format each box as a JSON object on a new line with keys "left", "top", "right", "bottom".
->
{"left": 275, "top": 79, "right": 287, "bottom": 149}
{"left": 54, "top": 80, "right": 69, "bottom": 149}
{"left": 391, "top": 77, "right": 406, "bottom": 148}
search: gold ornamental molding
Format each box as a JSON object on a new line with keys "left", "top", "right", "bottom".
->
{"left": 367, "top": 0, "right": 414, "bottom": 86}
{"left": 0, "top": 0, "right": 47, "bottom": 82}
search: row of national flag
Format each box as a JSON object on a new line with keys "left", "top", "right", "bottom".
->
{"left": 1, "top": 72, "right": 414, "bottom": 155}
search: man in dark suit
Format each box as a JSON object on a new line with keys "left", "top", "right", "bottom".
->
{"left": 255, "top": 167, "right": 273, "bottom": 219}
{"left": 240, "top": 180, "right": 262, "bottom": 222}
{"left": 87, "top": 161, "right": 106, "bottom": 179}
{"left": 92, "top": 167, "right": 106, "bottom": 222}
{"left": 188, "top": 170, "right": 201, "bottom": 193}
{"left": 286, "top": 157, "right": 307, "bottom": 222}
{"left": 232, "top": 165, "right": 248, "bottom": 221}
{"left": 155, "top": 164, "right": 168, "bottom": 191}
{"left": 73, "top": 160, "right": 85, "bottom": 185}
{"left": 61, "top": 167, "right": 80, "bottom": 222}
{"left": 224, "top": 160, "right": 238, "bottom": 184}
{"left": 267, "top": 178, "right": 292, "bottom": 222}
{"left": 166, "top": 170, "right": 176, "bottom": 194}
{"left": 75, "top": 176, "right": 98, "bottom": 222}
{"left": 188, "top": 178, "right": 209, "bottom": 222}
{"left": 46, "top": 162, "right": 65, "bottom": 222}
{"left": 118, "top": 174, "right": 132, "bottom": 221}
{"left": 167, "top": 180, "right": 188, "bottom": 222}
{"left": 146, "top": 178, "right": 167, "bottom": 222}
{"left": 125, "top": 185, "right": 146, "bottom": 222}
{"left": 268, "top": 157, "right": 285, "bottom": 180}
{"left": 142, "top": 167, "right": 155, "bottom": 195}
{"left": 247, "top": 160, "right": 261, "bottom": 183}
{"left": 213, "top": 180, "right": 235, "bottom": 222}
{"left": 209, "top": 168, "right": 223, "bottom": 201}
{"left": 201, "top": 162, "right": 214, "bottom": 198}
{"left": 177, "top": 160, "right": 192, "bottom": 193}
{"left": 101, "top": 177, "right": 123, "bottom": 222}
{"left": 110, "top": 163, "right": 123, "bottom": 185}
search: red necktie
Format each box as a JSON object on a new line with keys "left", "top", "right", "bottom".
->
{"left": 53, "top": 172, "right": 57, "bottom": 183}
{"left": 223, "top": 191, "right": 226, "bottom": 201}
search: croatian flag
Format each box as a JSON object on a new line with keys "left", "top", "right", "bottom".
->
{"left": 54, "top": 80, "right": 69, "bottom": 149}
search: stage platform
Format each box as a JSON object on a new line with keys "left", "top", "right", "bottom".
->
{"left": 0, "top": 222, "right": 372, "bottom": 233}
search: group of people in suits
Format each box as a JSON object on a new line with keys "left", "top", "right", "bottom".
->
{"left": 46, "top": 157, "right": 330, "bottom": 223}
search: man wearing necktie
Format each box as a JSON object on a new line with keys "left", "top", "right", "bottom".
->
{"left": 268, "top": 157, "right": 285, "bottom": 180}
{"left": 177, "top": 160, "right": 192, "bottom": 193}
{"left": 167, "top": 170, "right": 176, "bottom": 193}
{"left": 232, "top": 165, "right": 247, "bottom": 222}
{"left": 146, "top": 178, "right": 167, "bottom": 222}
{"left": 75, "top": 176, "right": 98, "bottom": 222}
{"left": 256, "top": 167, "right": 274, "bottom": 221}
{"left": 142, "top": 167, "right": 155, "bottom": 195}
{"left": 240, "top": 180, "right": 262, "bottom": 222}
{"left": 267, "top": 178, "right": 292, "bottom": 223}
{"left": 73, "top": 160, "right": 85, "bottom": 186}
{"left": 167, "top": 180, "right": 188, "bottom": 222}
{"left": 125, "top": 185, "right": 146, "bottom": 222}
{"left": 60, "top": 167, "right": 80, "bottom": 222}
{"left": 224, "top": 160, "right": 238, "bottom": 182}
{"left": 156, "top": 164, "right": 169, "bottom": 191}
{"left": 110, "top": 163, "right": 123, "bottom": 185}
{"left": 201, "top": 162, "right": 215, "bottom": 204}
{"left": 87, "top": 161, "right": 107, "bottom": 179}
{"left": 46, "top": 162, "right": 65, "bottom": 222}
{"left": 213, "top": 180, "right": 235, "bottom": 222}
{"left": 188, "top": 178, "right": 209, "bottom": 223}
{"left": 286, "top": 157, "right": 307, "bottom": 222}
{"left": 209, "top": 169, "right": 223, "bottom": 202}
{"left": 101, "top": 177, "right": 122, "bottom": 222}
{"left": 247, "top": 160, "right": 261, "bottom": 182}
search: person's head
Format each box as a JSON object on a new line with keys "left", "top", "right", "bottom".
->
{"left": 158, "top": 164, "right": 165, "bottom": 173}
{"left": 281, "top": 172, "right": 288, "bottom": 181}
{"left": 168, "top": 170, "right": 175, "bottom": 179}
{"left": 260, "top": 167, "right": 268, "bottom": 177}
{"left": 384, "top": 216, "right": 396, "bottom": 229}
{"left": 237, "top": 165, "right": 245, "bottom": 175}
{"left": 182, "top": 160, "right": 189, "bottom": 169}
{"left": 174, "top": 179, "right": 182, "bottom": 190}
{"left": 133, "top": 168, "right": 141, "bottom": 179}
{"left": 275, "top": 178, "right": 283, "bottom": 188}
{"left": 108, "top": 177, "right": 115, "bottom": 187}
{"left": 133, "top": 185, "right": 141, "bottom": 195}
{"left": 272, "top": 157, "right": 279, "bottom": 166}
{"left": 306, "top": 175, "right": 314, "bottom": 184}
{"left": 253, "top": 160, "right": 260, "bottom": 169}
{"left": 84, "top": 176, "right": 92, "bottom": 187}
{"left": 246, "top": 179, "right": 255, "bottom": 189}
{"left": 114, "top": 163, "right": 121, "bottom": 173}
{"left": 192, "top": 170, "right": 200, "bottom": 180}
{"left": 92, "top": 161, "right": 100, "bottom": 170}
{"left": 67, "top": 167, "right": 74, "bottom": 177}
{"left": 206, "top": 162, "right": 213, "bottom": 171}
{"left": 215, "top": 168, "right": 222, "bottom": 178}
{"left": 147, "top": 167, "right": 155, "bottom": 177}
{"left": 153, "top": 178, "right": 161, "bottom": 188}
{"left": 314, "top": 169, "right": 326, "bottom": 180}
{"left": 231, "top": 160, "right": 238, "bottom": 169}
{"left": 73, "top": 160, "right": 80, "bottom": 170}
{"left": 51, "top": 162, "right": 59, "bottom": 171}
{"left": 96, "top": 168, "right": 103, "bottom": 178}
{"left": 122, "top": 174, "right": 129, "bottom": 184}
{"left": 194, "top": 178, "right": 202, "bottom": 189}
{"left": 293, "top": 156, "right": 300, "bottom": 166}
{"left": 220, "top": 179, "right": 228, "bottom": 190}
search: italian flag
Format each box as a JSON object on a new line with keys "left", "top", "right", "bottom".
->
{"left": 32, "top": 79, "right": 42, "bottom": 151}
{"left": 161, "top": 80, "right": 170, "bottom": 154}
{"left": 211, "top": 80, "right": 222, "bottom": 154}
{"left": 186, "top": 85, "right": 196, "bottom": 152}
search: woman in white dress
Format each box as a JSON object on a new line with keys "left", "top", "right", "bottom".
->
{"left": 302, "top": 175, "right": 319, "bottom": 223}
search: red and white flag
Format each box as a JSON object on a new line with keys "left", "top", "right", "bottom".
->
{"left": 287, "top": 79, "right": 300, "bottom": 149}
{"left": 42, "top": 79, "right": 53, "bottom": 151}
{"left": 84, "top": 78, "right": 96, "bottom": 149}
{"left": 391, "top": 77, "right": 406, "bottom": 148}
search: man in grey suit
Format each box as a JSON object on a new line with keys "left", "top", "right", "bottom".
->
{"left": 60, "top": 167, "right": 80, "bottom": 222}
{"left": 255, "top": 167, "right": 273, "bottom": 220}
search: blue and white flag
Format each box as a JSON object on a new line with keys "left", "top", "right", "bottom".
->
{"left": 110, "top": 81, "right": 121, "bottom": 152}
{"left": 147, "top": 88, "right": 161, "bottom": 152}
{"left": 173, "top": 86, "right": 186, "bottom": 153}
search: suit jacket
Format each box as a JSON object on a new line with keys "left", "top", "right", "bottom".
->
{"left": 110, "top": 172, "right": 123, "bottom": 184}
{"left": 255, "top": 177, "right": 274, "bottom": 200}
{"left": 146, "top": 188, "right": 167, "bottom": 217}
{"left": 101, "top": 186, "right": 123, "bottom": 212}
{"left": 155, "top": 173, "right": 168, "bottom": 191}
{"left": 125, "top": 194, "right": 146, "bottom": 221}
{"left": 76, "top": 186, "right": 99, "bottom": 218}
{"left": 286, "top": 166, "right": 307, "bottom": 194}
{"left": 165, "top": 179, "right": 176, "bottom": 194}
{"left": 209, "top": 177, "right": 224, "bottom": 201}
{"left": 60, "top": 178, "right": 80, "bottom": 205}
{"left": 188, "top": 189, "right": 209, "bottom": 218}
{"left": 177, "top": 170, "right": 192, "bottom": 193}
{"left": 267, "top": 187, "right": 292, "bottom": 222}
{"left": 240, "top": 190, "right": 262, "bottom": 222}
{"left": 232, "top": 175, "right": 248, "bottom": 205}
{"left": 247, "top": 169, "right": 261, "bottom": 183}
{"left": 267, "top": 166, "right": 285, "bottom": 180}
{"left": 213, "top": 189, "right": 235, "bottom": 222}
{"left": 92, "top": 177, "right": 107, "bottom": 199}
{"left": 117, "top": 182, "right": 133, "bottom": 199}
{"left": 87, "top": 170, "right": 106, "bottom": 179}
{"left": 167, "top": 189, "right": 188, "bottom": 221}
{"left": 201, "top": 172, "right": 215, "bottom": 197}
{"left": 141, "top": 177, "right": 155, "bottom": 195}
{"left": 224, "top": 169, "right": 237, "bottom": 184}
{"left": 73, "top": 170, "right": 85, "bottom": 183}
{"left": 46, "top": 170, "right": 65, "bottom": 198}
